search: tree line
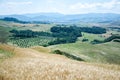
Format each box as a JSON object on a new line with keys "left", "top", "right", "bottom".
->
{"left": 10, "top": 30, "right": 52, "bottom": 38}
{"left": 9, "top": 25, "right": 107, "bottom": 46}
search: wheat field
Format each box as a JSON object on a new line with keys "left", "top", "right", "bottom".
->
{"left": 0, "top": 44, "right": 120, "bottom": 80}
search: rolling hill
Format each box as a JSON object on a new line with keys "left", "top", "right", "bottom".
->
{"left": 49, "top": 42, "right": 120, "bottom": 65}
{"left": 0, "top": 44, "right": 120, "bottom": 80}
{"left": 0, "top": 19, "right": 120, "bottom": 80}
{"left": 0, "top": 13, "right": 120, "bottom": 23}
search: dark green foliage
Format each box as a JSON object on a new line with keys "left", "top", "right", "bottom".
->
{"left": 10, "top": 29, "right": 52, "bottom": 38}
{"left": 48, "top": 37, "right": 77, "bottom": 45}
{"left": 51, "top": 26, "right": 82, "bottom": 37}
{"left": 53, "top": 50, "right": 84, "bottom": 61}
{"left": 113, "top": 39, "right": 120, "bottom": 42}
{"left": 50, "top": 26, "right": 82, "bottom": 44}
{"left": 91, "top": 34, "right": 120, "bottom": 44}
{"left": 104, "top": 34, "right": 120, "bottom": 42}
{"left": 50, "top": 25, "right": 106, "bottom": 45}
{"left": 79, "top": 26, "right": 106, "bottom": 34}
{"left": 9, "top": 25, "right": 107, "bottom": 47}
{"left": 9, "top": 30, "right": 56, "bottom": 47}
{"left": 91, "top": 39, "right": 103, "bottom": 44}
{"left": 82, "top": 39, "right": 89, "bottom": 42}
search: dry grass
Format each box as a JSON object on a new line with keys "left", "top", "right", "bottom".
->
{"left": 31, "top": 46, "right": 51, "bottom": 53}
{"left": 0, "top": 45, "right": 120, "bottom": 80}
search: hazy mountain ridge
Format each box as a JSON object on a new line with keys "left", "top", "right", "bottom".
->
{"left": 0, "top": 13, "right": 120, "bottom": 23}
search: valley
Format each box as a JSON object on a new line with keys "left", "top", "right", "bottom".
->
{"left": 0, "top": 13, "right": 120, "bottom": 80}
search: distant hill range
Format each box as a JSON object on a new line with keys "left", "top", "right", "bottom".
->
{"left": 0, "top": 13, "right": 120, "bottom": 23}
{"left": 0, "top": 17, "right": 50, "bottom": 24}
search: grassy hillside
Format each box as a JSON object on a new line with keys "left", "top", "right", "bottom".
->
{"left": 0, "top": 44, "right": 14, "bottom": 62}
{"left": 0, "top": 20, "right": 54, "bottom": 32}
{"left": 78, "top": 32, "right": 105, "bottom": 42}
{"left": 0, "top": 49, "right": 13, "bottom": 62}
{"left": 0, "top": 44, "right": 120, "bottom": 80}
{"left": 49, "top": 42, "right": 120, "bottom": 64}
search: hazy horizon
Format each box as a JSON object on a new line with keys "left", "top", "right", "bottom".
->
{"left": 0, "top": 0, "right": 120, "bottom": 15}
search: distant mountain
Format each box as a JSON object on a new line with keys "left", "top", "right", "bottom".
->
{"left": 0, "top": 17, "right": 50, "bottom": 24}
{"left": 0, "top": 13, "right": 120, "bottom": 23}
{"left": 0, "top": 17, "right": 29, "bottom": 24}
{"left": 24, "top": 12, "right": 64, "bottom": 18}
{"left": 63, "top": 13, "right": 120, "bottom": 23}
{"left": 0, "top": 14, "right": 32, "bottom": 21}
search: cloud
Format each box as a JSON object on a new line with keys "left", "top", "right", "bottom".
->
{"left": 70, "top": 0, "right": 120, "bottom": 10}
{"left": 47, "top": 0, "right": 55, "bottom": 3}
{"left": 6, "top": 1, "right": 32, "bottom": 5}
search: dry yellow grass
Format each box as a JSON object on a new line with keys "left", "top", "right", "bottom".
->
{"left": 31, "top": 46, "right": 51, "bottom": 53}
{"left": 0, "top": 44, "right": 120, "bottom": 80}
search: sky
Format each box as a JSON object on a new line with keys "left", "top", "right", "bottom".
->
{"left": 0, "top": 0, "right": 120, "bottom": 15}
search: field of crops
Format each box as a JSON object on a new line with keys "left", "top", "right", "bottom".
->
{"left": 9, "top": 37, "right": 56, "bottom": 48}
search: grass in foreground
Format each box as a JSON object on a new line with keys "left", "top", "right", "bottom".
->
{"left": 0, "top": 45, "right": 14, "bottom": 62}
{"left": 0, "top": 44, "right": 120, "bottom": 80}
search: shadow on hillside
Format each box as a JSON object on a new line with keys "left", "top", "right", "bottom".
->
{"left": 52, "top": 50, "right": 84, "bottom": 61}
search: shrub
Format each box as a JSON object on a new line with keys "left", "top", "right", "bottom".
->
{"left": 53, "top": 50, "right": 84, "bottom": 61}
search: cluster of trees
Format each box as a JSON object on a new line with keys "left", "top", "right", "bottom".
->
{"left": 79, "top": 26, "right": 106, "bottom": 34}
{"left": 48, "top": 37, "right": 78, "bottom": 45}
{"left": 10, "top": 26, "right": 82, "bottom": 45}
{"left": 49, "top": 26, "right": 82, "bottom": 44}
{"left": 90, "top": 34, "right": 120, "bottom": 44}
{"left": 104, "top": 34, "right": 120, "bottom": 42}
{"left": 10, "top": 30, "right": 52, "bottom": 38}
{"left": 51, "top": 26, "right": 82, "bottom": 37}
{"left": 9, "top": 25, "right": 107, "bottom": 46}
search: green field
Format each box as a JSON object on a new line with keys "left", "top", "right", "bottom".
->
{"left": 15, "top": 24, "right": 54, "bottom": 32}
{"left": 49, "top": 42, "right": 120, "bottom": 64}
{"left": 1, "top": 20, "right": 120, "bottom": 65}
{"left": 78, "top": 32, "right": 105, "bottom": 42}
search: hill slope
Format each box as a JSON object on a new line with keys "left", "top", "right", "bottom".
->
{"left": 1, "top": 13, "right": 120, "bottom": 23}
{"left": 0, "top": 44, "right": 120, "bottom": 80}
{"left": 49, "top": 42, "right": 120, "bottom": 64}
